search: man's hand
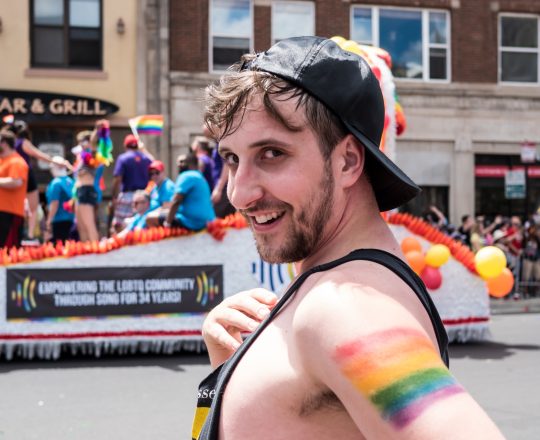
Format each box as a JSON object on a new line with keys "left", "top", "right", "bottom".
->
{"left": 202, "top": 288, "right": 278, "bottom": 369}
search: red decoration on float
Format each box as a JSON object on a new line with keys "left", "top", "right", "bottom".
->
{"left": 0, "top": 212, "right": 248, "bottom": 267}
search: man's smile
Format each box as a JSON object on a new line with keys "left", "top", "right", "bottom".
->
{"left": 253, "top": 211, "right": 285, "bottom": 225}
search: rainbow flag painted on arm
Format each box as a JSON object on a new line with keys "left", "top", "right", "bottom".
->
{"left": 128, "top": 114, "right": 164, "bottom": 136}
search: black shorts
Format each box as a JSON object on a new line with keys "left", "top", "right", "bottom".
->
{"left": 77, "top": 185, "right": 98, "bottom": 206}
{"left": 27, "top": 167, "right": 38, "bottom": 193}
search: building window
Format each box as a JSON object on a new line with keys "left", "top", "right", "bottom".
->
{"left": 499, "top": 15, "right": 539, "bottom": 83}
{"left": 31, "top": 0, "right": 102, "bottom": 69}
{"left": 210, "top": 0, "right": 252, "bottom": 72}
{"left": 271, "top": 1, "right": 315, "bottom": 44}
{"left": 351, "top": 6, "right": 450, "bottom": 81}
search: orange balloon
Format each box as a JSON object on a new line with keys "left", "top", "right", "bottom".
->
{"left": 401, "top": 237, "right": 422, "bottom": 254}
{"left": 405, "top": 251, "right": 426, "bottom": 274}
{"left": 486, "top": 268, "right": 514, "bottom": 298}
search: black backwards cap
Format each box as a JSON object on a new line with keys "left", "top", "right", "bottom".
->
{"left": 240, "top": 36, "right": 420, "bottom": 211}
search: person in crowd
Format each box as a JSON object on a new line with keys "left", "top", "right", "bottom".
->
{"left": 423, "top": 205, "right": 449, "bottom": 231}
{"left": 72, "top": 128, "right": 101, "bottom": 242}
{"left": 469, "top": 221, "right": 485, "bottom": 253}
{"left": 5, "top": 120, "right": 71, "bottom": 240}
{"left": 45, "top": 156, "right": 75, "bottom": 243}
{"left": 118, "top": 190, "right": 152, "bottom": 238}
{"left": 110, "top": 134, "right": 153, "bottom": 233}
{"left": 205, "top": 124, "right": 236, "bottom": 218}
{"left": 482, "top": 214, "right": 504, "bottom": 245}
{"left": 145, "top": 160, "right": 176, "bottom": 227}
{"left": 458, "top": 214, "right": 474, "bottom": 248}
{"left": 148, "top": 160, "right": 175, "bottom": 211}
{"left": 194, "top": 36, "right": 504, "bottom": 440}
{"left": 191, "top": 136, "right": 215, "bottom": 190}
{"left": 0, "top": 130, "right": 28, "bottom": 248}
{"left": 163, "top": 152, "right": 215, "bottom": 231}
{"left": 521, "top": 223, "right": 540, "bottom": 297}
{"left": 506, "top": 216, "right": 523, "bottom": 258}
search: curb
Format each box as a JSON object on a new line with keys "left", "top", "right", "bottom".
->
{"left": 490, "top": 299, "right": 540, "bottom": 315}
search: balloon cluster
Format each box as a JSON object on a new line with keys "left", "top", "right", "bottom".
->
{"left": 474, "top": 246, "right": 514, "bottom": 298}
{"left": 401, "top": 237, "right": 450, "bottom": 291}
{"left": 388, "top": 212, "right": 477, "bottom": 273}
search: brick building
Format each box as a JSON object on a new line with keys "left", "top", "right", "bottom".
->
{"left": 2, "top": 1, "right": 540, "bottom": 223}
{"left": 149, "top": 1, "right": 540, "bottom": 223}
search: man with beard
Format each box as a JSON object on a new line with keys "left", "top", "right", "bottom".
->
{"left": 163, "top": 152, "right": 215, "bottom": 231}
{"left": 192, "top": 37, "right": 503, "bottom": 440}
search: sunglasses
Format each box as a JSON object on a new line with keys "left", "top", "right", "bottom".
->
{"left": 133, "top": 200, "right": 146, "bottom": 206}
{"left": 149, "top": 170, "right": 160, "bottom": 176}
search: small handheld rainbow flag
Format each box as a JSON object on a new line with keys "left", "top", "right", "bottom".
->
{"left": 2, "top": 114, "right": 15, "bottom": 125}
{"left": 128, "top": 114, "right": 164, "bottom": 136}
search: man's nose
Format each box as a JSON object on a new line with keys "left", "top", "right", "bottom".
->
{"left": 227, "top": 162, "right": 264, "bottom": 210}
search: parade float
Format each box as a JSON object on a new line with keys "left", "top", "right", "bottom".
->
{"left": 0, "top": 213, "right": 512, "bottom": 360}
{"left": 0, "top": 40, "right": 513, "bottom": 359}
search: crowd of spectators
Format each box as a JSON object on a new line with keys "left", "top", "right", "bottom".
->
{"left": 422, "top": 205, "right": 540, "bottom": 298}
{"left": 0, "top": 118, "right": 233, "bottom": 250}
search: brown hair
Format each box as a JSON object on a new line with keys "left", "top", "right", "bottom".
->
{"left": 204, "top": 54, "right": 347, "bottom": 159}
{"left": 0, "top": 129, "right": 16, "bottom": 148}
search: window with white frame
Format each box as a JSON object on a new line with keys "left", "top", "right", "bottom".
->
{"left": 272, "top": 1, "right": 315, "bottom": 44}
{"left": 210, "top": 0, "right": 252, "bottom": 72}
{"left": 499, "top": 15, "right": 538, "bottom": 83}
{"left": 351, "top": 6, "right": 450, "bottom": 81}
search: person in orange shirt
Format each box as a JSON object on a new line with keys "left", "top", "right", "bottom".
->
{"left": 0, "top": 130, "right": 28, "bottom": 248}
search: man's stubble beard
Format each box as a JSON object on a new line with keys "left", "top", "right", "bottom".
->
{"left": 253, "top": 160, "right": 335, "bottom": 264}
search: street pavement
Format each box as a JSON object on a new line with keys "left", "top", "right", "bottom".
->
{"left": 0, "top": 313, "right": 538, "bottom": 440}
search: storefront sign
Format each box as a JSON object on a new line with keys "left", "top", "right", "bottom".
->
{"left": 475, "top": 165, "right": 540, "bottom": 179}
{"left": 0, "top": 90, "right": 119, "bottom": 122}
{"left": 521, "top": 141, "right": 537, "bottom": 163}
{"left": 505, "top": 169, "right": 526, "bottom": 199}
{"left": 6, "top": 265, "right": 223, "bottom": 320}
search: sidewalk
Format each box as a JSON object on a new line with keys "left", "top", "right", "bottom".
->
{"left": 490, "top": 297, "right": 540, "bottom": 314}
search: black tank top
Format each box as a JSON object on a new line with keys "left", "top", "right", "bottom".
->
{"left": 193, "top": 249, "right": 449, "bottom": 440}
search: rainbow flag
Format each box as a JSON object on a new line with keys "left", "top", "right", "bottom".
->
{"left": 2, "top": 114, "right": 14, "bottom": 125}
{"left": 129, "top": 114, "right": 164, "bottom": 136}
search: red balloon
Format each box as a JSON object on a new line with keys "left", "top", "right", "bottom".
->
{"left": 420, "top": 266, "right": 443, "bottom": 290}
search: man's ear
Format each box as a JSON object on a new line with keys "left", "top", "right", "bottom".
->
{"left": 334, "top": 134, "right": 365, "bottom": 189}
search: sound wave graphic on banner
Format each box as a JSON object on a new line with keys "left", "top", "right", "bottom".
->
{"left": 10, "top": 276, "right": 37, "bottom": 313}
{"left": 251, "top": 259, "right": 296, "bottom": 294}
{"left": 195, "top": 272, "right": 219, "bottom": 307}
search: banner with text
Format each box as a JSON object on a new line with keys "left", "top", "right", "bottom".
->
{"left": 6, "top": 266, "right": 223, "bottom": 320}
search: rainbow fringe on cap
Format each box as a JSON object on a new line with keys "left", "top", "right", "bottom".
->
{"left": 129, "top": 114, "right": 164, "bottom": 136}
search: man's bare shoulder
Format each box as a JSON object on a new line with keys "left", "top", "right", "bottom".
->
{"left": 292, "top": 258, "right": 432, "bottom": 340}
{"left": 290, "top": 259, "right": 505, "bottom": 439}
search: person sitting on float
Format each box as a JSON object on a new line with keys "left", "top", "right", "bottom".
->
{"left": 117, "top": 190, "right": 152, "bottom": 238}
{"left": 145, "top": 160, "right": 175, "bottom": 227}
{"left": 162, "top": 152, "right": 215, "bottom": 231}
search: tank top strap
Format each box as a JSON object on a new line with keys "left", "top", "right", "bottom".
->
{"left": 197, "top": 248, "right": 449, "bottom": 439}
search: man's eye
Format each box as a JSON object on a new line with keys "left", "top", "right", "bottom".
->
{"left": 262, "top": 149, "right": 283, "bottom": 159}
{"left": 224, "top": 153, "right": 239, "bottom": 165}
